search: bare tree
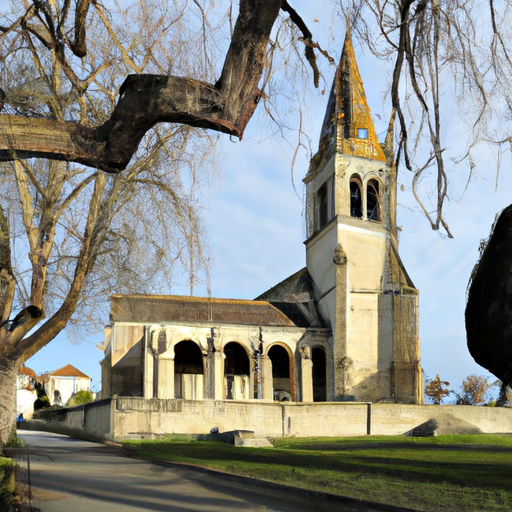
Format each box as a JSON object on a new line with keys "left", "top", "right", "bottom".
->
{"left": 0, "top": 0, "right": 262, "bottom": 443}
{"left": 0, "top": 0, "right": 332, "bottom": 443}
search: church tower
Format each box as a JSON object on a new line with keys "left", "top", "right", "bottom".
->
{"left": 304, "top": 31, "right": 422, "bottom": 403}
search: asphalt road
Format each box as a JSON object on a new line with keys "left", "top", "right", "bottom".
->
{"left": 15, "top": 430, "right": 410, "bottom": 512}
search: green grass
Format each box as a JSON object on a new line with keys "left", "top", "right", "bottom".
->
{"left": 121, "top": 434, "right": 512, "bottom": 511}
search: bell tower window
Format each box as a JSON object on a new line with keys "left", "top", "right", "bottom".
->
{"left": 316, "top": 176, "right": 335, "bottom": 231}
{"left": 350, "top": 180, "right": 362, "bottom": 218}
{"left": 367, "top": 180, "right": 380, "bottom": 221}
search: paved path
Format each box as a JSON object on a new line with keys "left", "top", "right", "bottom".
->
{"left": 15, "top": 430, "right": 381, "bottom": 512}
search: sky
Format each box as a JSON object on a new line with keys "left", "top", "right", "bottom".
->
{"left": 25, "top": 3, "right": 512, "bottom": 402}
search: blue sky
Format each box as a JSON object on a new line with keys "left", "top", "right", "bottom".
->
{"left": 26, "top": 5, "right": 512, "bottom": 401}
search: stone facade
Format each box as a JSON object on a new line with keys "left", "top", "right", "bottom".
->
{"left": 99, "top": 31, "right": 422, "bottom": 406}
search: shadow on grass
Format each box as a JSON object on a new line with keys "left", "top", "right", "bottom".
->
{"left": 123, "top": 440, "right": 512, "bottom": 492}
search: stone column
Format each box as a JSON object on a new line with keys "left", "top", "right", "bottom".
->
{"left": 333, "top": 243, "right": 349, "bottom": 400}
{"left": 204, "top": 330, "right": 216, "bottom": 399}
{"left": 261, "top": 354, "right": 273, "bottom": 400}
{"left": 213, "top": 351, "right": 224, "bottom": 399}
{"left": 301, "top": 347, "right": 314, "bottom": 402}
{"left": 143, "top": 327, "right": 154, "bottom": 399}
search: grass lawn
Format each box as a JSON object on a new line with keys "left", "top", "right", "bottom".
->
{"left": 121, "top": 434, "right": 512, "bottom": 512}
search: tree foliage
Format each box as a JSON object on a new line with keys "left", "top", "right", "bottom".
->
{"left": 425, "top": 374, "right": 450, "bottom": 404}
{"left": 452, "top": 374, "right": 493, "bottom": 406}
{"left": 466, "top": 206, "right": 512, "bottom": 391}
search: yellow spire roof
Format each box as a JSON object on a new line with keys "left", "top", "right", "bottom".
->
{"left": 318, "top": 30, "right": 386, "bottom": 163}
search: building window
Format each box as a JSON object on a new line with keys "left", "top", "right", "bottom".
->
{"left": 367, "top": 180, "right": 380, "bottom": 221}
{"left": 316, "top": 175, "right": 334, "bottom": 230}
{"left": 357, "top": 128, "right": 368, "bottom": 139}
{"left": 350, "top": 180, "right": 362, "bottom": 218}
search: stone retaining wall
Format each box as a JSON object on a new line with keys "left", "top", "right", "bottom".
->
{"left": 29, "top": 398, "right": 512, "bottom": 441}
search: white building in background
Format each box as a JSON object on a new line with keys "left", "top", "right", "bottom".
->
{"left": 40, "top": 364, "right": 92, "bottom": 406}
{"left": 17, "top": 364, "right": 37, "bottom": 420}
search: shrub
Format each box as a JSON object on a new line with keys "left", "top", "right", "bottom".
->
{"left": 0, "top": 456, "right": 15, "bottom": 511}
{"left": 66, "top": 390, "right": 94, "bottom": 406}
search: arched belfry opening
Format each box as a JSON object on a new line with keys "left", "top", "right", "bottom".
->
{"left": 350, "top": 177, "right": 363, "bottom": 218}
{"left": 268, "top": 344, "right": 293, "bottom": 401}
{"left": 224, "top": 342, "right": 250, "bottom": 400}
{"left": 316, "top": 175, "right": 335, "bottom": 231}
{"left": 367, "top": 179, "right": 381, "bottom": 221}
{"left": 312, "top": 347, "right": 327, "bottom": 402}
{"left": 174, "top": 340, "right": 203, "bottom": 399}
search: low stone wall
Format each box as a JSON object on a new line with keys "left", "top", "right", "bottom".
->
{"left": 371, "top": 403, "right": 512, "bottom": 435}
{"left": 111, "top": 398, "right": 512, "bottom": 439}
{"left": 28, "top": 399, "right": 112, "bottom": 441}
{"left": 27, "top": 398, "right": 512, "bottom": 441}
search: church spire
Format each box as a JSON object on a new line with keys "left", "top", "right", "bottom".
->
{"left": 312, "top": 29, "right": 386, "bottom": 173}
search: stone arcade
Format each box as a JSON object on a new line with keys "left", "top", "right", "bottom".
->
{"left": 99, "top": 32, "right": 423, "bottom": 406}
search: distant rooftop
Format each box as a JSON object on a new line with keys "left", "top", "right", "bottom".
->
{"left": 18, "top": 364, "right": 36, "bottom": 378}
{"left": 40, "top": 364, "right": 91, "bottom": 381}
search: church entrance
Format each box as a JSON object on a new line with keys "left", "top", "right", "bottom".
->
{"left": 224, "top": 342, "right": 250, "bottom": 400}
{"left": 312, "top": 347, "right": 327, "bottom": 402}
{"left": 268, "top": 345, "right": 293, "bottom": 401}
{"left": 174, "top": 340, "right": 204, "bottom": 399}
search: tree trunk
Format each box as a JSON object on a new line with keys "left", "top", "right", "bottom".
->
{"left": 0, "top": 354, "right": 19, "bottom": 445}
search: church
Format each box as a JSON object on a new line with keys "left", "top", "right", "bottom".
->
{"left": 99, "top": 32, "right": 423, "bottom": 406}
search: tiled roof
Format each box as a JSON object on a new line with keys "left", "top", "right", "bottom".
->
{"left": 43, "top": 364, "right": 91, "bottom": 380}
{"left": 110, "top": 294, "right": 297, "bottom": 327}
{"left": 18, "top": 365, "right": 36, "bottom": 378}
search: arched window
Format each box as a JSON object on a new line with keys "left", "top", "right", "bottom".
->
{"left": 367, "top": 180, "right": 380, "bottom": 221}
{"left": 316, "top": 175, "right": 335, "bottom": 231}
{"left": 312, "top": 347, "right": 326, "bottom": 402}
{"left": 350, "top": 180, "right": 362, "bottom": 218}
{"left": 174, "top": 340, "right": 204, "bottom": 400}
{"left": 174, "top": 340, "right": 203, "bottom": 374}
{"left": 224, "top": 342, "right": 250, "bottom": 400}
{"left": 268, "top": 345, "right": 293, "bottom": 401}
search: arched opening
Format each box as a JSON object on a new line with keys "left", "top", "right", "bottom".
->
{"left": 224, "top": 342, "right": 250, "bottom": 400}
{"left": 367, "top": 180, "right": 381, "bottom": 221}
{"left": 268, "top": 345, "right": 292, "bottom": 401}
{"left": 350, "top": 179, "right": 363, "bottom": 218}
{"left": 316, "top": 175, "right": 335, "bottom": 230}
{"left": 174, "top": 340, "right": 203, "bottom": 399}
{"left": 312, "top": 347, "right": 327, "bottom": 402}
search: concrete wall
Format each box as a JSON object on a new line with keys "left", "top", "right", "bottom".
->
{"left": 112, "top": 399, "right": 512, "bottom": 439}
{"left": 29, "top": 399, "right": 112, "bottom": 442}
{"left": 30, "top": 399, "right": 512, "bottom": 441}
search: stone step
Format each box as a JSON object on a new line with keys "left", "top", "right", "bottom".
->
{"left": 238, "top": 437, "right": 273, "bottom": 447}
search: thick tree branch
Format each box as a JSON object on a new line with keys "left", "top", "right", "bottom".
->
{"left": 0, "top": 0, "right": 284, "bottom": 173}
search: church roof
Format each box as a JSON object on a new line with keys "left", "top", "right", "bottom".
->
{"left": 110, "top": 294, "right": 298, "bottom": 327}
{"left": 307, "top": 30, "right": 386, "bottom": 180}
{"left": 255, "top": 268, "right": 324, "bottom": 328}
